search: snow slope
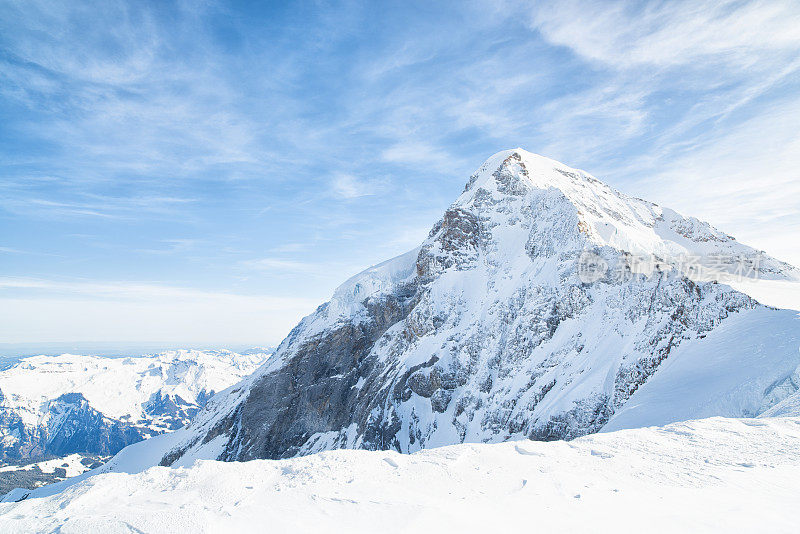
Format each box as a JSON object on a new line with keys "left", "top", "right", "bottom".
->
{"left": 603, "top": 307, "right": 800, "bottom": 431}
{"left": 2, "top": 416, "right": 799, "bottom": 533}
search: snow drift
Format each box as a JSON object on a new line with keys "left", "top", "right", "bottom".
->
{"left": 2, "top": 416, "right": 799, "bottom": 533}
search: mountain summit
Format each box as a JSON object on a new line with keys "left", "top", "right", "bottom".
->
{"left": 22, "top": 150, "right": 800, "bottom": 485}
{"left": 137, "top": 149, "right": 800, "bottom": 465}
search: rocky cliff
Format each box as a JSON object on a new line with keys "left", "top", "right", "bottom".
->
{"left": 156, "top": 149, "right": 800, "bottom": 464}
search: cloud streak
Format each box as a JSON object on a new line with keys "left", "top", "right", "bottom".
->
{"left": 2, "top": 0, "right": 799, "bottom": 343}
{"left": 529, "top": 0, "right": 800, "bottom": 69}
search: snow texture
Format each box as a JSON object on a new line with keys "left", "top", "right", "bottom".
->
{"left": 2, "top": 416, "right": 799, "bottom": 533}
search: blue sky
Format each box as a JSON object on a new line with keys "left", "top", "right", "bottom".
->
{"left": 2, "top": 0, "right": 800, "bottom": 346}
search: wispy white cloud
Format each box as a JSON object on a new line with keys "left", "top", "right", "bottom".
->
{"left": 380, "top": 141, "right": 455, "bottom": 172}
{"left": 3, "top": 0, "right": 800, "bottom": 345}
{"left": 268, "top": 243, "right": 308, "bottom": 254}
{"left": 633, "top": 96, "right": 800, "bottom": 266}
{"left": 0, "top": 0, "right": 288, "bottom": 195}
{"left": 1, "top": 195, "right": 198, "bottom": 220}
{"left": 529, "top": 0, "right": 800, "bottom": 69}
{"left": 330, "top": 173, "right": 380, "bottom": 199}
{"left": 0, "top": 246, "right": 61, "bottom": 257}
{"left": 136, "top": 238, "right": 200, "bottom": 255}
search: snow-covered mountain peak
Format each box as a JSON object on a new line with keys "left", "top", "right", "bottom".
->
{"left": 450, "top": 148, "right": 799, "bottom": 285}
{"left": 122, "top": 149, "right": 800, "bottom": 469}
{"left": 459, "top": 149, "right": 688, "bottom": 251}
{"left": 294, "top": 150, "right": 799, "bottom": 354}
{"left": 463, "top": 148, "right": 591, "bottom": 194}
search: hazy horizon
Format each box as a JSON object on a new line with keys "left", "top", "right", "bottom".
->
{"left": 0, "top": 341, "right": 277, "bottom": 360}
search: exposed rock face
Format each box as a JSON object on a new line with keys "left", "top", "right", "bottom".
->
{"left": 38, "top": 394, "right": 144, "bottom": 457}
{"left": 160, "top": 149, "right": 800, "bottom": 464}
{"left": 0, "top": 393, "right": 145, "bottom": 462}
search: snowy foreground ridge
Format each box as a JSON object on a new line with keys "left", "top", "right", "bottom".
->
{"left": 2, "top": 417, "right": 800, "bottom": 533}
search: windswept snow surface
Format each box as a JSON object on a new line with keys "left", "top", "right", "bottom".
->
{"left": 1, "top": 417, "right": 799, "bottom": 533}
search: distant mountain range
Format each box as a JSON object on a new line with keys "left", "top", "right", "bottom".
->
{"left": 0, "top": 349, "right": 269, "bottom": 464}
